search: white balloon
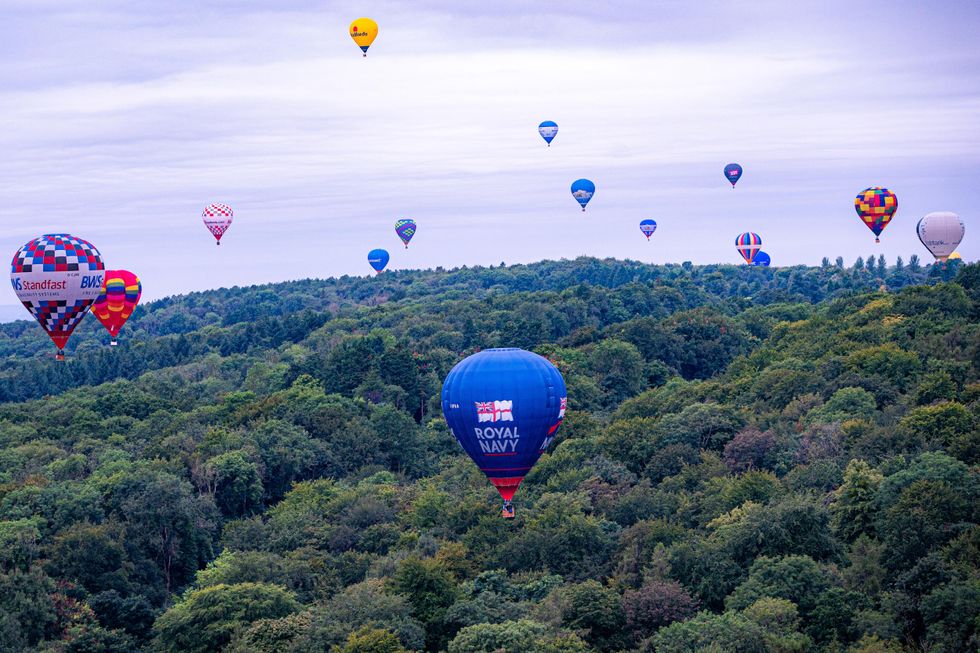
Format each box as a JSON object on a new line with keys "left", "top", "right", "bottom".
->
{"left": 917, "top": 212, "right": 965, "bottom": 261}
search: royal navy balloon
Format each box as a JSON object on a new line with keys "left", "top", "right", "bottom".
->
{"left": 751, "top": 251, "right": 771, "bottom": 266}
{"left": 10, "top": 234, "right": 105, "bottom": 360}
{"left": 442, "top": 348, "right": 567, "bottom": 517}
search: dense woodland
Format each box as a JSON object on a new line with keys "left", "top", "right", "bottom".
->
{"left": 0, "top": 256, "right": 977, "bottom": 653}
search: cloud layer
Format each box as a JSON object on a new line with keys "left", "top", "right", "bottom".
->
{"left": 1, "top": 1, "right": 978, "bottom": 300}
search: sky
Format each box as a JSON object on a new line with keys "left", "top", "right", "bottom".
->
{"left": 2, "top": 0, "right": 979, "bottom": 304}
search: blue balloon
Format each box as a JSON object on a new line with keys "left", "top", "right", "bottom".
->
{"left": 538, "top": 120, "right": 558, "bottom": 145}
{"left": 640, "top": 219, "right": 657, "bottom": 240}
{"left": 571, "top": 179, "right": 595, "bottom": 211}
{"left": 724, "top": 163, "right": 743, "bottom": 187}
{"left": 442, "top": 348, "right": 567, "bottom": 516}
{"left": 751, "top": 251, "right": 771, "bottom": 266}
{"left": 368, "top": 248, "right": 389, "bottom": 273}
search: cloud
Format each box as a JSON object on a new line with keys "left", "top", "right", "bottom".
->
{"left": 0, "top": 1, "right": 978, "bottom": 300}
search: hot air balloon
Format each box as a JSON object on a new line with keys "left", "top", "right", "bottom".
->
{"left": 10, "top": 234, "right": 105, "bottom": 360}
{"left": 735, "top": 232, "right": 762, "bottom": 264}
{"left": 203, "top": 203, "right": 233, "bottom": 245}
{"left": 92, "top": 270, "right": 142, "bottom": 346}
{"left": 368, "top": 248, "right": 389, "bottom": 273}
{"left": 948, "top": 252, "right": 963, "bottom": 261}
{"left": 854, "top": 187, "right": 897, "bottom": 243}
{"left": 916, "top": 212, "right": 965, "bottom": 262}
{"left": 724, "top": 163, "right": 743, "bottom": 188}
{"left": 751, "top": 251, "right": 771, "bottom": 267}
{"left": 640, "top": 219, "right": 657, "bottom": 240}
{"left": 350, "top": 18, "right": 378, "bottom": 57}
{"left": 538, "top": 121, "right": 558, "bottom": 146}
{"left": 441, "top": 348, "right": 567, "bottom": 518}
{"left": 395, "top": 219, "right": 417, "bottom": 249}
{"left": 571, "top": 179, "right": 595, "bottom": 211}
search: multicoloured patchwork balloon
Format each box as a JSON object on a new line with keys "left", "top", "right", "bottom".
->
{"left": 203, "top": 203, "right": 233, "bottom": 245}
{"left": 93, "top": 270, "right": 142, "bottom": 345}
{"left": 735, "top": 232, "right": 762, "bottom": 264}
{"left": 854, "top": 187, "right": 897, "bottom": 243}
{"left": 724, "top": 163, "right": 743, "bottom": 188}
{"left": 640, "top": 219, "right": 657, "bottom": 240}
{"left": 10, "top": 234, "right": 105, "bottom": 360}
{"left": 395, "top": 219, "right": 417, "bottom": 248}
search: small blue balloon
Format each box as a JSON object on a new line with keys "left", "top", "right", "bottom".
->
{"left": 724, "top": 163, "right": 743, "bottom": 187}
{"left": 538, "top": 120, "right": 558, "bottom": 145}
{"left": 640, "top": 219, "right": 657, "bottom": 240}
{"left": 368, "top": 248, "right": 389, "bottom": 273}
{"left": 751, "top": 251, "right": 771, "bottom": 266}
{"left": 571, "top": 179, "right": 595, "bottom": 211}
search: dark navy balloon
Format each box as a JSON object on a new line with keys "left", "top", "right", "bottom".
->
{"left": 442, "top": 348, "right": 567, "bottom": 514}
{"left": 724, "top": 163, "right": 743, "bottom": 188}
{"left": 368, "top": 248, "right": 389, "bottom": 273}
{"left": 751, "top": 251, "right": 771, "bottom": 266}
{"left": 639, "top": 219, "right": 657, "bottom": 240}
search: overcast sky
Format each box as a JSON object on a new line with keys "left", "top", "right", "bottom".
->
{"left": 2, "top": 1, "right": 978, "bottom": 302}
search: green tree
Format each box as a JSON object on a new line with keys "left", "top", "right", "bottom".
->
{"left": 391, "top": 557, "right": 458, "bottom": 650}
{"left": 651, "top": 610, "right": 766, "bottom": 653}
{"left": 331, "top": 627, "right": 411, "bottom": 653}
{"left": 831, "top": 460, "right": 883, "bottom": 542}
{"left": 725, "top": 555, "right": 831, "bottom": 617}
{"left": 152, "top": 582, "right": 299, "bottom": 653}
{"left": 556, "top": 580, "right": 627, "bottom": 651}
{"left": 447, "top": 620, "right": 588, "bottom": 653}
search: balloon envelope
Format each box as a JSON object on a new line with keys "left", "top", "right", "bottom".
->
{"left": 10, "top": 234, "right": 105, "bottom": 355}
{"left": 724, "top": 163, "right": 743, "bottom": 187}
{"left": 395, "top": 219, "right": 417, "bottom": 248}
{"left": 350, "top": 18, "right": 378, "bottom": 55}
{"left": 639, "top": 219, "right": 657, "bottom": 240}
{"left": 917, "top": 211, "right": 965, "bottom": 261}
{"left": 441, "top": 348, "right": 566, "bottom": 504}
{"left": 203, "top": 203, "right": 233, "bottom": 245}
{"left": 571, "top": 179, "right": 595, "bottom": 211}
{"left": 751, "top": 251, "right": 771, "bottom": 267}
{"left": 735, "top": 232, "right": 762, "bottom": 264}
{"left": 93, "top": 270, "right": 142, "bottom": 342}
{"left": 368, "top": 248, "right": 390, "bottom": 273}
{"left": 854, "top": 187, "right": 897, "bottom": 242}
{"left": 538, "top": 121, "right": 558, "bottom": 145}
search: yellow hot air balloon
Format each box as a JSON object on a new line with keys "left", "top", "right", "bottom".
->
{"left": 949, "top": 252, "right": 962, "bottom": 261}
{"left": 350, "top": 18, "right": 378, "bottom": 57}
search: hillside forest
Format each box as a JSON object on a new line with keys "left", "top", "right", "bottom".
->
{"left": 0, "top": 256, "right": 977, "bottom": 653}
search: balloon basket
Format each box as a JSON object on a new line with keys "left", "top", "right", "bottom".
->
{"left": 875, "top": 238, "right": 880, "bottom": 244}
{"left": 216, "top": 241, "right": 221, "bottom": 246}
{"left": 501, "top": 502, "right": 515, "bottom": 519}
{"left": 55, "top": 351, "right": 65, "bottom": 362}
{"left": 110, "top": 340, "right": 118, "bottom": 347}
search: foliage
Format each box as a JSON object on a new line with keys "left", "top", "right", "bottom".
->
{"left": 0, "top": 259, "right": 977, "bottom": 652}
